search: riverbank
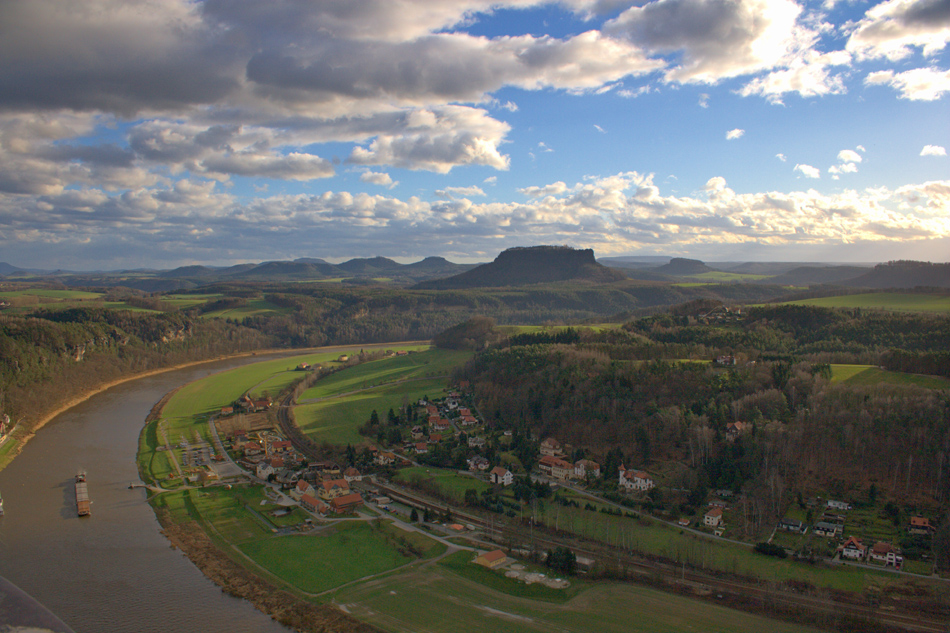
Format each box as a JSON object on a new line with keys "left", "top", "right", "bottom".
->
{"left": 0, "top": 350, "right": 268, "bottom": 473}
{"left": 157, "top": 511, "right": 378, "bottom": 633}
{"left": 1, "top": 342, "right": 428, "bottom": 473}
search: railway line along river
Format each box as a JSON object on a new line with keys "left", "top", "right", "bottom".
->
{"left": 0, "top": 347, "right": 378, "bottom": 633}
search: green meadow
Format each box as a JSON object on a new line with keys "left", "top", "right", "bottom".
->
{"left": 781, "top": 292, "right": 950, "bottom": 313}
{"left": 830, "top": 364, "right": 950, "bottom": 389}
{"left": 334, "top": 557, "right": 825, "bottom": 633}
{"left": 293, "top": 348, "right": 471, "bottom": 445}
{"left": 200, "top": 298, "right": 294, "bottom": 319}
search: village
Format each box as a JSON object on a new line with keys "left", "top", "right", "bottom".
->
{"left": 181, "top": 382, "right": 940, "bottom": 580}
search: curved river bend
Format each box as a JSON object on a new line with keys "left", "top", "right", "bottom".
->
{"left": 0, "top": 355, "right": 305, "bottom": 633}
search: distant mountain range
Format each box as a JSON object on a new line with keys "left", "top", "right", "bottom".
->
{"left": 1, "top": 254, "right": 947, "bottom": 291}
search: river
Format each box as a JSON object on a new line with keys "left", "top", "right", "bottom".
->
{"left": 0, "top": 353, "right": 324, "bottom": 633}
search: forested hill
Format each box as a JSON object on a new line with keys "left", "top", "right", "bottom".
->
{"left": 844, "top": 260, "right": 950, "bottom": 288}
{"left": 413, "top": 246, "right": 627, "bottom": 289}
{"left": 452, "top": 305, "right": 950, "bottom": 535}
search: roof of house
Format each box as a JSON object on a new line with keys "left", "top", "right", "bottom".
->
{"left": 343, "top": 467, "right": 360, "bottom": 477}
{"left": 539, "top": 455, "right": 571, "bottom": 468}
{"left": 330, "top": 492, "right": 364, "bottom": 509}
{"left": 541, "top": 437, "right": 560, "bottom": 447}
{"left": 871, "top": 541, "right": 898, "bottom": 555}
{"left": 321, "top": 479, "right": 349, "bottom": 491}
{"left": 490, "top": 466, "right": 509, "bottom": 477}
{"left": 910, "top": 516, "right": 931, "bottom": 527}
{"left": 706, "top": 508, "right": 723, "bottom": 517}
{"left": 479, "top": 549, "right": 507, "bottom": 563}
{"left": 841, "top": 536, "right": 865, "bottom": 550}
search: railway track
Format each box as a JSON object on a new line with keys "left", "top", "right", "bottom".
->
{"left": 374, "top": 482, "right": 949, "bottom": 633}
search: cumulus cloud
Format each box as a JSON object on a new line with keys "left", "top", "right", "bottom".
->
{"left": 726, "top": 128, "right": 745, "bottom": 140}
{"left": 921, "top": 144, "right": 948, "bottom": 156}
{"left": 435, "top": 185, "right": 487, "bottom": 199}
{"left": 865, "top": 66, "right": 950, "bottom": 100}
{"left": 829, "top": 147, "right": 863, "bottom": 178}
{"left": 795, "top": 163, "right": 821, "bottom": 178}
{"left": 847, "top": 0, "right": 950, "bottom": 61}
{"left": 347, "top": 106, "right": 511, "bottom": 173}
{"left": 605, "top": 0, "right": 813, "bottom": 84}
{"left": 360, "top": 171, "right": 397, "bottom": 187}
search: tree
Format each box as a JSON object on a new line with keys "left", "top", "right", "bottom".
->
{"left": 369, "top": 409, "right": 380, "bottom": 426}
{"left": 545, "top": 547, "right": 577, "bottom": 574}
{"left": 464, "top": 488, "right": 479, "bottom": 507}
{"left": 410, "top": 508, "right": 419, "bottom": 522}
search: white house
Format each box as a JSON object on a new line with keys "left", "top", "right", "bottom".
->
{"left": 574, "top": 459, "right": 600, "bottom": 479}
{"left": 619, "top": 465, "right": 654, "bottom": 491}
{"left": 256, "top": 462, "right": 275, "bottom": 480}
{"left": 704, "top": 508, "right": 723, "bottom": 527}
{"left": 840, "top": 536, "right": 866, "bottom": 561}
{"left": 869, "top": 541, "right": 903, "bottom": 567}
{"left": 490, "top": 466, "right": 514, "bottom": 486}
{"left": 826, "top": 499, "right": 852, "bottom": 511}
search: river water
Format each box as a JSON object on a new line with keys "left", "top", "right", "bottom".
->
{"left": 0, "top": 354, "right": 314, "bottom": 633}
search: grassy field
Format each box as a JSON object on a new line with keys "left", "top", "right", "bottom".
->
{"left": 394, "top": 466, "right": 491, "bottom": 502}
{"left": 781, "top": 292, "right": 950, "bottom": 313}
{"left": 830, "top": 364, "right": 950, "bottom": 389}
{"left": 201, "top": 298, "right": 294, "bottom": 319}
{"left": 296, "top": 378, "right": 447, "bottom": 445}
{"left": 239, "top": 522, "right": 417, "bottom": 594}
{"left": 298, "top": 349, "right": 470, "bottom": 401}
{"left": 333, "top": 556, "right": 825, "bottom": 633}
{"left": 688, "top": 271, "right": 772, "bottom": 283}
{"left": 293, "top": 348, "right": 471, "bottom": 445}
{"left": 0, "top": 288, "right": 103, "bottom": 300}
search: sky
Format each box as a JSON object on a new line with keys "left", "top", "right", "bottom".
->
{"left": 0, "top": 0, "right": 948, "bottom": 270}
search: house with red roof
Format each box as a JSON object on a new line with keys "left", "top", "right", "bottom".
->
{"left": 490, "top": 466, "right": 513, "bottom": 486}
{"left": 704, "top": 508, "right": 723, "bottom": 527}
{"left": 330, "top": 492, "right": 364, "bottom": 514}
{"left": 840, "top": 536, "right": 867, "bottom": 561}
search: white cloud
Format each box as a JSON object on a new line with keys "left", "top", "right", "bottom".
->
{"left": 698, "top": 93, "right": 710, "bottom": 108}
{"left": 594, "top": 124, "right": 606, "bottom": 133}
{"left": 776, "top": 153, "right": 787, "bottom": 162}
{"left": 347, "top": 106, "right": 511, "bottom": 173}
{"left": 738, "top": 50, "right": 851, "bottom": 103}
{"left": 519, "top": 181, "right": 570, "bottom": 198}
{"left": 847, "top": 0, "right": 950, "bottom": 61}
{"left": 360, "top": 171, "right": 397, "bottom": 187}
{"left": 435, "top": 185, "right": 486, "bottom": 199}
{"left": 795, "top": 163, "right": 821, "bottom": 178}
{"left": 605, "top": 0, "right": 815, "bottom": 85}
{"left": 829, "top": 148, "right": 863, "bottom": 178}
{"left": 921, "top": 144, "right": 948, "bottom": 156}
{"left": 865, "top": 67, "right": 950, "bottom": 100}
{"left": 726, "top": 129, "right": 745, "bottom": 140}
{"left": 5, "top": 170, "right": 950, "bottom": 266}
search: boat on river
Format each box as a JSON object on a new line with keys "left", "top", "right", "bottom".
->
{"left": 75, "top": 472, "right": 90, "bottom": 517}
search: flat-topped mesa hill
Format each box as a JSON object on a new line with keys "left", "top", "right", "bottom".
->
{"left": 653, "top": 257, "right": 716, "bottom": 276}
{"left": 413, "top": 246, "right": 626, "bottom": 289}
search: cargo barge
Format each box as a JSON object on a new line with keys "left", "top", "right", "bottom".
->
{"left": 75, "top": 472, "right": 90, "bottom": 517}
